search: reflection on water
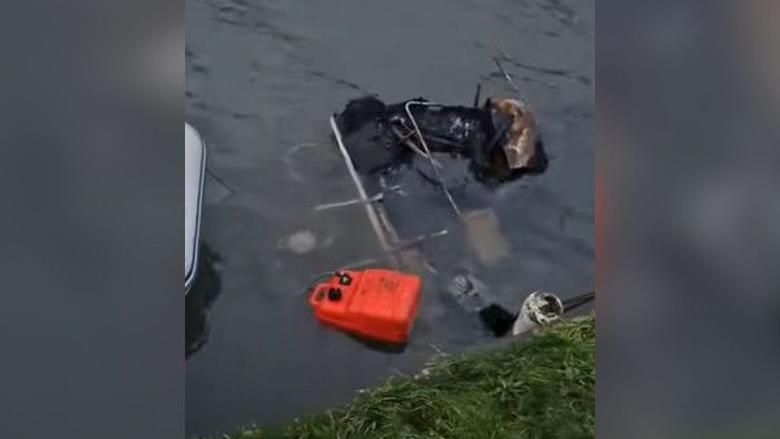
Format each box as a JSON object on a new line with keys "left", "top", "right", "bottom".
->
{"left": 186, "top": 244, "right": 222, "bottom": 359}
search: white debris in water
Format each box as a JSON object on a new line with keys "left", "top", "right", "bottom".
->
{"left": 450, "top": 116, "right": 465, "bottom": 130}
{"left": 281, "top": 230, "right": 317, "bottom": 254}
{"left": 512, "top": 291, "right": 564, "bottom": 336}
{"left": 448, "top": 271, "right": 490, "bottom": 312}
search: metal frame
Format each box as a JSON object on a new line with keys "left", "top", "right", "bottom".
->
{"left": 404, "top": 101, "right": 462, "bottom": 217}
{"left": 329, "top": 116, "right": 396, "bottom": 256}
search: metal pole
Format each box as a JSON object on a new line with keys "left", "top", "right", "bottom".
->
{"left": 492, "top": 56, "right": 531, "bottom": 111}
{"left": 404, "top": 101, "right": 462, "bottom": 217}
{"left": 329, "top": 115, "right": 395, "bottom": 255}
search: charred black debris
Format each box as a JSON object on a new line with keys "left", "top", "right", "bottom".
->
{"left": 333, "top": 95, "right": 548, "bottom": 185}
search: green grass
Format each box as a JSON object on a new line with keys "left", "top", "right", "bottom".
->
{"left": 224, "top": 315, "right": 594, "bottom": 439}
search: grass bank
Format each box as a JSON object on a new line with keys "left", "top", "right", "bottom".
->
{"left": 225, "top": 315, "right": 594, "bottom": 439}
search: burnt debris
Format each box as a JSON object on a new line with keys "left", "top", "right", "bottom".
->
{"left": 334, "top": 95, "right": 547, "bottom": 184}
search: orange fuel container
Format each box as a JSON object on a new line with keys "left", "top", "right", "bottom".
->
{"left": 309, "top": 269, "right": 421, "bottom": 344}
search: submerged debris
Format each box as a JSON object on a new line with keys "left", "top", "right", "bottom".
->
{"left": 334, "top": 95, "right": 547, "bottom": 184}
{"left": 448, "top": 270, "right": 491, "bottom": 311}
{"left": 462, "top": 208, "right": 511, "bottom": 266}
{"left": 447, "top": 269, "right": 594, "bottom": 338}
{"left": 281, "top": 230, "right": 318, "bottom": 255}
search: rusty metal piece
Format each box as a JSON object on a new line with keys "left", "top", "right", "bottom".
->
{"left": 330, "top": 115, "right": 397, "bottom": 266}
{"left": 488, "top": 97, "right": 539, "bottom": 170}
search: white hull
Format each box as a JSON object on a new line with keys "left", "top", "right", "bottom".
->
{"left": 185, "top": 123, "right": 206, "bottom": 293}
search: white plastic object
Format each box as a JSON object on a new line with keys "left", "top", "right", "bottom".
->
{"left": 511, "top": 291, "right": 564, "bottom": 336}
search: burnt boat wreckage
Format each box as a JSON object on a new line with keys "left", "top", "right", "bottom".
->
{"left": 334, "top": 94, "right": 547, "bottom": 187}
{"left": 326, "top": 94, "right": 592, "bottom": 338}
{"left": 327, "top": 92, "right": 547, "bottom": 264}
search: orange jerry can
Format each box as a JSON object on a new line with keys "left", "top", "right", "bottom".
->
{"left": 309, "top": 269, "right": 422, "bottom": 344}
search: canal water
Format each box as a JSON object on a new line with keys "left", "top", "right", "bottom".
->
{"left": 185, "top": 0, "right": 593, "bottom": 435}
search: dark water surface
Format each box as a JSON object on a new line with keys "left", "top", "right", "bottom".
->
{"left": 185, "top": 0, "right": 593, "bottom": 435}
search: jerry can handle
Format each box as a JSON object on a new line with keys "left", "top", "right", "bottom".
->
{"left": 309, "top": 286, "right": 327, "bottom": 307}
